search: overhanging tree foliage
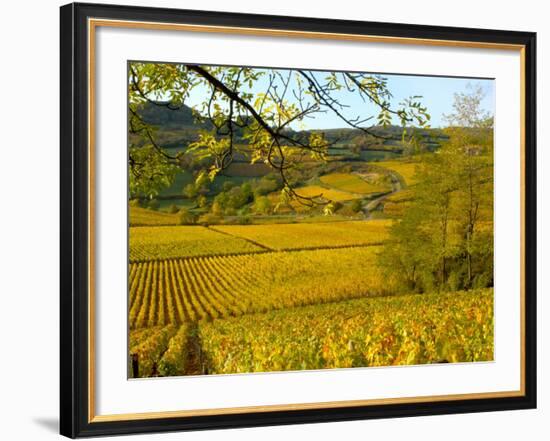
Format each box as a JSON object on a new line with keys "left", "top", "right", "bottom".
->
{"left": 128, "top": 62, "right": 431, "bottom": 204}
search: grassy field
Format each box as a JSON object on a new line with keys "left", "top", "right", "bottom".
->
{"left": 129, "top": 246, "right": 389, "bottom": 329}
{"left": 211, "top": 220, "right": 391, "bottom": 251}
{"left": 294, "top": 185, "right": 363, "bottom": 201}
{"left": 129, "top": 288, "right": 493, "bottom": 377}
{"left": 319, "top": 172, "right": 392, "bottom": 194}
{"left": 360, "top": 150, "right": 400, "bottom": 161}
{"left": 130, "top": 207, "right": 179, "bottom": 226}
{"left": 129, "top": 225, "right": 262, "bottom": 261}
{"left": 157, "top": 199, "right": 196, "bottom": 212}
{"left": 374, "top": 160, "right": 420, "bottom": 186}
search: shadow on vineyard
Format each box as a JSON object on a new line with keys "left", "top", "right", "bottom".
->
{"left": 184, "top": 323, "right": 205, "bottom": 376}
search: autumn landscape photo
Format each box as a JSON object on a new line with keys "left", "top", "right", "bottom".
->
{"left": 127, "top": 62, "right": 494, "bottom": 378}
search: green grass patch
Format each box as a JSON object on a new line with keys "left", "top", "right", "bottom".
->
{"left": 320, "top": 172, "right": 391, "bottom": 194}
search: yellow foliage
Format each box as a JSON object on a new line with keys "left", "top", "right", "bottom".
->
{"left": 128, "top": 325, "right": 177, "bottom": 378}
{"left": 128, "top": 246, "right": 391, "bottom": 329}
{"left": 382, "top": 189, "right": 415, "bottom": 217}
{"left": 199, "top": 289, "right": 494, "bottom": 374}
{"left": 129, "top": 206, "right": 178, "bottom": 226}
{"left": 294, "top": 185, "right": 361, "bottom": 202}
{"left": 129, "top": 225, "right": 262, "bottom": 261}
{"left": 375, "top": 160, "right": 420, "bottom": 186}
{"left": 212, "top": 220, "right": 392, "bottom": 251}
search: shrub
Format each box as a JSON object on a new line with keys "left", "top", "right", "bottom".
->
{"left": 351, "top": 199, "right": 363, "bottom": 213}
{"left": 212, "top": 183, "right": 253, "bottom": 213}
{"left": 211, "top": 201, "right": 224, "bottom": 216}
{"left": 182, "top": 183, "right": 198, "bottom": 199}
{"left": 221, "top": 181, "right": 235, "bottom": 192}
{"left": 340, "top": 164, "right": 353, "bottom": 173}
{"left": 147, "top": 199, "right": 160, "bottom": 210}
{"left": 168, "top": 204, "right": 179, "bottom": 214}
{"left": 178, "top": 208, "right": 196, "bottom": 225}
{"left": 235, "top": 216, "right": 252, "bottom": 225}
{"left": 252, "top": 196, "right": 272, "bottom": 215}
{"left": 323, "top": 201, "right": 343, "bottom": 215}
{"left": 197, "top": 195, "right": 208, "bottom": 208}
{"left": 197, "top": 213, "right": 223, "bottom": 225}
{"left": 253, "top": 176, "right": 280, "bottom": 196}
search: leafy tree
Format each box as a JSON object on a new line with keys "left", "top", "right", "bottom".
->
{"left": 197, "top": 212, "right": 222, "bottom": 225}
{"left": 444, "top": 127, "right": 493, "bottom": 288}
{"left": 182, "top": 183, "right": 198, "bottom": 199}
{"left": 129, "top": 145, "right": 178, "bottom": 198}
{"left": 381, "top": 85, "right": 493, "bottom": 292}
{"left": 252, "top": 196, "right": 273, "bottom": 215}
{"left": 350, "top": 134, "right": 378, "bottom": 154}
{"left": 210, "top": 200, "right": 224, "bottom": 216}
{"left": 210, "top": 184, "right": 254, "bottom": 215}
{"left": 379, "top": 203, "right": 431, "bottom": 291}
{"left": 253, "top": 175, "right": 281, "bottom": 197}
{"left": 221, "top": 181, "right": 235, "bottom": 192}
{"left": 178, "top": 208, "right": 196, "bottom": 225}
{"left": 128, "top": 63, "right": 430, "bottom": 203}
{"left": 196, "top": 195, "right": 208, "bottom": 209}
{"left": 350, "top": 199, "right": 363, "bottom": 213}
{"left": 443, "top": 83, "right": 493, "bottom": 129}
{"left": 443, "top": 85, "right": 494, "bottom": 288}
{"left": 147, "top": 199, "right": 160, "bottom": 210}
{"left": 323, "top": 201, "right": 343, "bottom": 216}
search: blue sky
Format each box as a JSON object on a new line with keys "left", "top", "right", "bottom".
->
{"left": 183, "top": 66, "right": 494, "bottom": 130}
{"left": 378, "top": 74, "right": 494, "bottom": 129}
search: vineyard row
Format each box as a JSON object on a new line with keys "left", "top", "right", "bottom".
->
{"left": 129, "top": 246, "right": 389, "bottom": 329}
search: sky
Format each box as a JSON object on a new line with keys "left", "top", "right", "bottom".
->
{"left": 181, "top": 65, "right": 495, "bottom": 130}
{"left": 378, "top": 74, "right": 494, "bottom": 129}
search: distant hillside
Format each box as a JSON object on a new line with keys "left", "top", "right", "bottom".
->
{"left": 297, "top": 126, "right": 449, "bottom": 153}
{"left": 131, "top": 101, "right": 449, "bottom": 152}
{"left": 138, "top": 101, "right": 199, "bottom": 128}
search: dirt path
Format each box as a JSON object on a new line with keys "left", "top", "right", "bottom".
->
{"left": 364, "top": 171, "right": 403, "bottom": 218}
{"left": 184, "top": 323, "right": 205, "bottom": 375}
{"left": 208, "top": 225, "right": 274, "bottom": 251}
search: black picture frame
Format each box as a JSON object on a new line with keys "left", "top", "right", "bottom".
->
{"left": 60, "top": 2, "right": 537, "bottom": 438}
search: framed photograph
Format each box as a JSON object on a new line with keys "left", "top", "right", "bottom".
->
{"left": 60, "top": 2, "right": 537, "bottom": 438}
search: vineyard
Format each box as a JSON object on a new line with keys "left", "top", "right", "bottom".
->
{"left": 129, "top": 225, "right": 263, "bottom": 261}
{"left": 129, "top": 289, "right": 494, "bottom": 377}
{"left": 128, "top": 218, "right": 399, "bottom": 377}
{"left": 129, "top": 206, "right": 178, "bottom": 227}
{"left": 128, "top": 202, "right": 494, "bottom": 378}
{"left": 210, "top": 220, "right": 391, "bottom": 251}
{"left": 126, "top": 63, "right": 495, "bottom": 380}
{"left": 129, "top": 246, "right": 390, "bottom": 329}
{"left": 126, "top": 156, "right": 494, "bottom": 378}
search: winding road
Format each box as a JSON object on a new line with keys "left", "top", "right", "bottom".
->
{"left": 363, "top": 171, "right": 404, "bottom": 218}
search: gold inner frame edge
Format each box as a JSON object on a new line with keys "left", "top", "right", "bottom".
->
{"left": 87, "top": 17, "right": 527, "bottom": 423}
